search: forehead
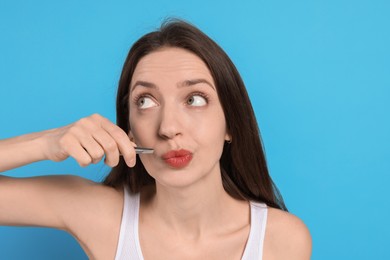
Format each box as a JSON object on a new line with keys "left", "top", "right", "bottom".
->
{"left": 132, "top": 47, "right": 213, "bottom": 82}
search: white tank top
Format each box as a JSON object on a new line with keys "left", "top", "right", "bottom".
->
{"left": 115, "top": 188, "right": 268, "bottom": 260}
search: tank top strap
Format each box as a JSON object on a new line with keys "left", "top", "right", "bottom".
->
{"left": 114, "top": 188, "right": 144, "bottom": 260}
{"left": 241, "top": 201, "right": 268, "bottom": 260}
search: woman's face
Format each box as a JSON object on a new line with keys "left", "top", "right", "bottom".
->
{"left": 128, "top": 47, "right": 230, "bottom": 188}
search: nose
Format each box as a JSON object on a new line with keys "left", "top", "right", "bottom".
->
{"left": 157, "top": 104, "right": 182, "bottom": 140}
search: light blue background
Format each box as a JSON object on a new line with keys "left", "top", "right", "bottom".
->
{"left": 1, "top": 0, "right": 389, "bottom": 259}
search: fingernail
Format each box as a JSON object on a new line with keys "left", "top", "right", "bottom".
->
{"left": 129, "top": 157, "right": 135, "bottom": 167}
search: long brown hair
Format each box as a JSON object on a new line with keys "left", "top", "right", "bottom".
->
{"left": 103, "top": 19, "right": 287, "bottom": 211}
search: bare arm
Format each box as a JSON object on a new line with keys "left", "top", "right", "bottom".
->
{"left": 0, "top": 131, "right": 48, "bottom": 172}
{"left": 0, "top": 174, "right": 95, "bottom": 228}
{"left": 0, "top": 174, "right": 124, "bottom": 260}
{"left": 0, "top": 114, "right": 134, "bottom": 229}
{"left": 0, "top": 114, "right": 136, "bottom": 172}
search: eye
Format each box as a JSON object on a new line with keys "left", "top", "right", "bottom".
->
{"left": 187, "top": 94, "right": 207, "bottom": 107}
{"left": 137, "top": 96, "right": 158, "bottom": 109}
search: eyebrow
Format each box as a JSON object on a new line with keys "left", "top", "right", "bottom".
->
{"left": 130, "top": 81, "right": 158, "bottom": 93}
{"left": 180, "top": 79, "right": 215, "bottom": 90}
{"left": 131, "top": 78, "right": 215, "bottom": 93}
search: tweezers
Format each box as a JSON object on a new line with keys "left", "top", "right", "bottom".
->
{"left": 135, "top": 147, "right": 154, "bottom": 154}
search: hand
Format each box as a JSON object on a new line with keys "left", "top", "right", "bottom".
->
{"left": 43, "top": 114, "right": 136, "bottom": 168}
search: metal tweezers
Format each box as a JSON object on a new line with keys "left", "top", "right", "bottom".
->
{"left": 134, "top": 147, "right": 154, "bottom": 154}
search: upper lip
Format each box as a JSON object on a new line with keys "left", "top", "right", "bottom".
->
{"left": 162, "top": 149, "right": 192, "bottom": 159}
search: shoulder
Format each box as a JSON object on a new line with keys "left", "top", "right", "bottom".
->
{"left": 0, "top": 174, "right": 124, "bottom": 258}
{"left": 32, "top": 174, "right": 124, "bottom": 211}
{"left": 263, "top": 207, "right": 312, "bottom": 260}
{"left": 52, "top": 175, "right": 125, "bottom": 257}
{"left": 16, "top": 174, "right": 124, "bottom": 231}
{"left": 61, "top": 174, "right": 124, "bottom": 203}
{"left": 51, "top": 175, "right": 124, "bottom": 228}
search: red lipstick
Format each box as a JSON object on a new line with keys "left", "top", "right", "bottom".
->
{"left": 162, "top": 149, "right": 193, "bottom": 168}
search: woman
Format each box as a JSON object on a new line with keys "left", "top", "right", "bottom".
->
{"left": 0, "top": 20, "right": 311, "bottom": 259}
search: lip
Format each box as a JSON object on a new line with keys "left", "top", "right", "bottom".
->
{"left": 161, "top": 149, "right": 193, "bottom": 168}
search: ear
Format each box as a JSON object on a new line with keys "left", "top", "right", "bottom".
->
{"left": 224, "top": 133, "right": 232, "bottom": 143}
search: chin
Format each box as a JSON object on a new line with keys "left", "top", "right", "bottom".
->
{"left": 150, "top": 169, "right": 203, "bottom": 190}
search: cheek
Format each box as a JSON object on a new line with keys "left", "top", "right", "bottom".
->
{"left": 129, "top": 112, "right": 157, "bottom": 146}
{"left": 191, "top": 112, "right": 227, "bottom": 144}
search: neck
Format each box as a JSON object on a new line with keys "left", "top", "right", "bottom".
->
{"left": 141, "top": 167, "right": 249, "bottom": 240}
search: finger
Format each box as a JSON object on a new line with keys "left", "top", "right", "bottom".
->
{"left": 63, "top": 136, "right": 93, "bottom": 167}
{"left": 79, "top": 136, "right": 105, "bottom": 164}
{"left": 99, "top": 119, "right": 136, "bottom": 167}
{"left": 91, "top": 129, "right": 120, "bottom": 167}
{"left": 75, "top": 114, "right": 120, "bottom": 167}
